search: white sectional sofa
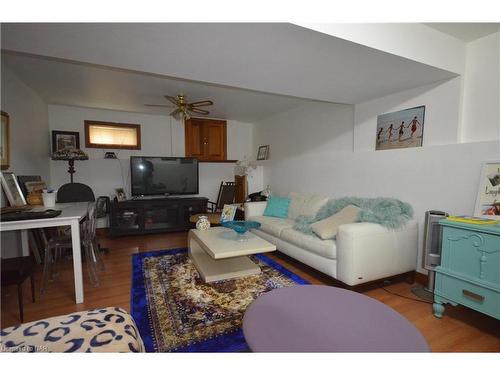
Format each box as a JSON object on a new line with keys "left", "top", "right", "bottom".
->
{"left": 244, "top": 193, "right": 418, "bottom": 286}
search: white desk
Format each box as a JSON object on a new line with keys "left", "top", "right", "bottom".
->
{"left": 0, "top": 202, "right": 89, "bottom": 304}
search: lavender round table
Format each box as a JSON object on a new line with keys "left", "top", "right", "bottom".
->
{"left": 242, "top": 285, "right": 430, "bottom": 352}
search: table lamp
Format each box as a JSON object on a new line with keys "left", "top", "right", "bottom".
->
{"left": 51, "top": 149, "right": 89, "bottom": 183}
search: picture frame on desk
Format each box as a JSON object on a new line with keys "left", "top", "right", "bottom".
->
{"left": 17, "top": 175, "right": 42, "bottom": 198}
{"left": 0, "top": 172, "right": 27, "bottom": 206}
{"left": 474, "top": 161, "right": 500, "bottom": 219}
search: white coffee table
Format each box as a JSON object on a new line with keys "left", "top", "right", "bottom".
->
{"left": 188, "top": 227, "right": 276, "bottom": 282}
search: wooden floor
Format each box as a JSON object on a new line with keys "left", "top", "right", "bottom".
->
{"left": 1, "top": 231, "right": 499, "bottom": 352}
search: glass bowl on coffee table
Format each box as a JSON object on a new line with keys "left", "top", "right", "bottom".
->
{"left": 221, "top": 220, "right": 261, "bottom": 242}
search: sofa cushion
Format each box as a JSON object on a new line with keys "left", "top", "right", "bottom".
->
{"left": 263, "top": 196, "right": 291, "bottom": 218}
{"left": 310, "top": 205, "right": 361, "bottom": 240}
{"left": 287, "top": 192, "right": 329, "bottom": 220}
{"left": 280, "top": 228, "right": 337, "bottom": 259}
{"left": 251, "top": 216, "right": 296, "bottom": 237}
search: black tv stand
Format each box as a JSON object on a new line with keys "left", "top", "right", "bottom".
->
{"left": 109, "top": 196, "right": 208, "bottom": 236}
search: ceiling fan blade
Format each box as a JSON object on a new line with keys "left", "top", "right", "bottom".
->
{"left": 170, "top": 108, "right": 181, "bottom": 117}
{"left": 189, "top": 108, "right": 210, "bottom": 115}
{"left": 188, "top": 100, "right": 213, "bottom": 107}
{"left": 144, "top": 104, "right": 174, "bottom": 108}
{"left": 164, "top": 95, "right": 179, "bottom": 105}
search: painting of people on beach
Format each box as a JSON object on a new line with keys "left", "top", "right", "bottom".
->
{"left": 376, "top": 106, "right": 425, "bottom": 151}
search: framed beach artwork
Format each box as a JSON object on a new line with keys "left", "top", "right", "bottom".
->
{"left": 474, "top": 161, "right": 500, "bottom": 219}
{"left": 376, "top": 106, "right": 425, "bottom": 151}
{"left": 1, "top": 111, "right": 10, "bottom": 170}
{"left": 52, "top": 130, "right": 80, "bottom": 153}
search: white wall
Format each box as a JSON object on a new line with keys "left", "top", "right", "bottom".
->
{"left": 1, "top": 65, "right": 51, "bottom": 258}
{"left": 461, "top": 32, "right": 500, "bottom": 143}
{"left": 297, "top": 23, "right": 466, "bottom": 75}
{"left": 1, "top": 66, "right": 50, "bottom": 181}
{"left": 48, "top": 105, "right": 258, "bottom": 205}
{"left": 254, "top": 101, "right": 354, "bottom": 160}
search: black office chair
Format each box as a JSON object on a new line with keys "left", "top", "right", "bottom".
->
{"left": 57, "top": 183, "right": 96, "bottom": 203}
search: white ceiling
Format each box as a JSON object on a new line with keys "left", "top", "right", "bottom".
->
{"left": 2, "top": 23, "right": 457, "bottom": 107}
{"left": 425, "top": 23, "right": 500, "bottom": 42}
{"left": 2, "top": 53, "right": 310, "bottom": 122}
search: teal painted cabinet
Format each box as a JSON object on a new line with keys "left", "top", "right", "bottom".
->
{"left": 433, "top": 220, "right": 500, "bottom": 320}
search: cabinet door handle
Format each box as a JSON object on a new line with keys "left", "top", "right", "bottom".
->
{"left": 462, "top": 289, "right": 484, "bottom": 302}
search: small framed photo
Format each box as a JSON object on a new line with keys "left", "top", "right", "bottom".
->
{"left": 52, "top": 130, "right": 80, "bottom": 153}
{"left": 474, "top": 161, "right": 500, "bottom": 219}
{"left": 25, "top": 181, "right": 48, "bottom": 194}
{"left": 220, "top": 204, "right": 237, "bottom": 223}
{"left": 257, "top": 145, "right": 269, "bottom": 160}
{"left": 1, "top": 111, "right": 10, "bottom": 170}
{"left": 1, "top": 172, "right": 27, "bottom": 206}
{"left": 115, "top": 188, "right": 127, "bottom": 202}
{"left": 17, "top": 175, "right": 42, "bottom": 198}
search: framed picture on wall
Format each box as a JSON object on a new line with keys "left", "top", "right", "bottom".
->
{"left": 52, "top": 130, "right": 80, "bottom": 153}
{"left": 0, "top": 172, "right": 27, "bottom": 206}
{"left": 474, "top": 161, "right": 500, "bottom": 219}
{"left": 1, "top": 111, "right": 10, "bottom": 170}
{"left": 376, "top": 106, "right": 425, "bottom": 151}
{"left": 257, "top": 145, "right": 269, "bottom": 160}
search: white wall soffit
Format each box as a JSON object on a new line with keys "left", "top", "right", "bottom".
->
{"left": 1, "top": 23, "right": 457, "bottom": 104}
{"left": 296, "top": 23, "right": 466, "bottom": 75}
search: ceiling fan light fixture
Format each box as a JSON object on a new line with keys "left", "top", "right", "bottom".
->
{"left": 145, "top": 93, "right": 213, "bottom": 120}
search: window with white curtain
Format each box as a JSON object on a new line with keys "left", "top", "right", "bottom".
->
{"left": 85, "top": 120, "right": 141, "bottom": 150}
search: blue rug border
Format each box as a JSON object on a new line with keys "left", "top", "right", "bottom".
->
{"left": 130, "top": 247, "right": 309, "bottom": 352}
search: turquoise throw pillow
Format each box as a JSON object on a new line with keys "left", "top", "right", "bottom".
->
{"left": 263, "top": 196, "right": 291, "bottom": 218}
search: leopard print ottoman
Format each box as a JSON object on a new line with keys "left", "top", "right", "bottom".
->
{"left": 0, "top": 307, "right": 144, "bottom": 352}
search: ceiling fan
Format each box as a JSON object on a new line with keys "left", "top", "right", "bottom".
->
{"left": 144, "top": 94, "right": 214, "bottom": 120}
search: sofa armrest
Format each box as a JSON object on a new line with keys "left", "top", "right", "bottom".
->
{"left": 244, "top": 201, "right": 268, "bottom": 220}
{"left": 336, "top": 221, "right": 418, "bottom": 286}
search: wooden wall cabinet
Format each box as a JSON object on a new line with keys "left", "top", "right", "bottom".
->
{"left": 185, "top": 118, "right": 227, "bottom": 161}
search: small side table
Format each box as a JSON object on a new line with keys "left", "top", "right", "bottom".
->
{"left": 1, "top": 256, "right": 35, "bottom": 323}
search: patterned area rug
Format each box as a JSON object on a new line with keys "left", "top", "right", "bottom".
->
{"left": 131, "top": 248, "right": 308, "bottom": 352}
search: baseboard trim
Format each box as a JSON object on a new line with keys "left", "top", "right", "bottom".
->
{"left": 415, "top": 272, "right": 428, "bottom": 286}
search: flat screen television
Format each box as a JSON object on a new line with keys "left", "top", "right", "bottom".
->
{"left": 130, "top": 156, "right": 199, "bottom": 196}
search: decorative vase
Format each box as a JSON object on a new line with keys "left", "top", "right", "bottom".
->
{"left": 196, "top": 215, "right": 210, "bottom": 231}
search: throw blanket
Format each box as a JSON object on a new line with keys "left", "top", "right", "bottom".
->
{"left": 294, "top": 197, "right": 414, "bottom": 236}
